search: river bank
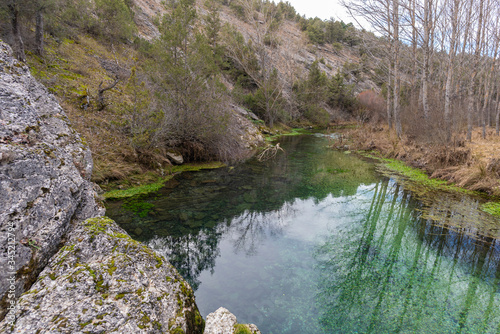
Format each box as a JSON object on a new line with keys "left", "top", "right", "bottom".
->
{"left": 101, "top": 127, "right": 314, "bottom": 200}
{"left": 105, "top": 133, "right": 500, "bottom": 333}
{"left": 338, "top": 123, "right": 500, "bottom": 216}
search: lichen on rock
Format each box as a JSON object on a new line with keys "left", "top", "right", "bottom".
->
{"left": 204, "top": 307, "right": 261, "bottom": 334}
{"left": 0, "top": 216, "right": 205, "bottom": 333}
{"left": 0, "top": 40, "right": 104, "bottom": 319}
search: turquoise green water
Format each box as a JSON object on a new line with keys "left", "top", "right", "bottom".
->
{"left": 106, "top": 135, "right": 500, "bottom": 333}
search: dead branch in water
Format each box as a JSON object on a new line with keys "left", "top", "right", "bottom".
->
{"left": 257, "top": 143, "right": 284, "bottom": 161}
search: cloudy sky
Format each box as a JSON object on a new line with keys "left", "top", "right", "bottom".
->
{"left": 286, "top": 0, "right": 352, "bottom": 22}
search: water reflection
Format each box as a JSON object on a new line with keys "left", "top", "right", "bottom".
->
{"left": 106, "top": 135, "right": 500, "bottom": 334}
{"left": 315, "top": 178, "right": 500, "bottom": 333}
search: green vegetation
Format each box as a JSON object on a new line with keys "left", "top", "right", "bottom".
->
{"left": 366, "top": 154, "right": 473, "bottom": 195}
{"left": 103, "top": 177, "right": 173, "bottom": 200}
{"left": 361, "top": 152, "right": 500, "bottom": 217}
{"left": 293, "top": 61, "right": 357, "bottom": 127}
{"left": 234, "top": 324, "right": 252, "bottom": 334}
{"left": 297, "top": 17, "right": 359, "bottom": 46}
{"left": 103, "top": 161, "right": 225, "bottom": 199}
{"left": 2, "top": 0, "right": 365, "bottom": 192}
{"left": 265, "top": 128, "right": 313, "bottom": 141}
{"left": 480, "top": 202, "right": 500, "bottom": 218}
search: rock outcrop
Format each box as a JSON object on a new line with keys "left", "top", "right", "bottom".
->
{"left": 0, "top": 40, "right": 258, "bottom": 333}
{"left": 0, "top": 217, "right": 204, "bottom": 333}
{"left": 204, "top": 307, "right": 261, "bottom": 334}
{"left": 0, "top": 41, "right": 104, "bottom": 318}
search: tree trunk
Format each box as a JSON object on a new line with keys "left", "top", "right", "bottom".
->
{"left": 481, "top": 74, "right": 493, "bottom": 139}
{"left": 444, "top": 0, "right": 460, "bottom": 143}
{"left": 495, "top": 84, "right": 500, "bottom": 135}
{"left": 9, "top": 3, "right": 25, "bottom": 62}
{"left": 393, "top": 0, "right": 402, "bottom": 137}
{"left": 386, "top": 66, "right": 393, "bottom": 129}
{"left": 422, "top": 0, "right": 431, "bottom": 120}
{"left": 386, "top": 1, "right": 393, "bottom": 129}
{"left": 467, "top": 0, "right": 484, "bottom": 142}
{"left": 444, "top": 64, "right": 453, "bottom": 142}
{"left": 466, "top": 82, "right": 474, "bottom": 141}
{"left": 35, "top": 9, "right": 44, "bottom": 56}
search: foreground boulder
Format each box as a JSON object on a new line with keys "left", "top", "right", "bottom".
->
{"left": 0, "top": 41, "right": 103, "bottom": 318}
{"left": 204, "top": 307, "right": 260, "bottom": 334}
{"left": 1, "top": 216, "right": 204, "bottom": 333}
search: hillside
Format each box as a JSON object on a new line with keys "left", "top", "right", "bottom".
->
{"left": 0, "top": 0, "right": 374, "bottom": 191}
{"left": 3, "top": 0, "right": 499, "bottom": 197}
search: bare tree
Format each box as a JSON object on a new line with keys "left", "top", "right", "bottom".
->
{"left": 342, "top": 0, "right": 401, "bottom": 132}
{"left": 466, "top": 0, "right": 484, "bottom": 141}
{"left": 393, "top": 0, "right": 402, "bottom": 136}
{"left": 443, "top": 0, "right": 462, "bottom": 141}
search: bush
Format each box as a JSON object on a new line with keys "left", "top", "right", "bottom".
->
{"left": 305, "top": 105, "right": 330, "bottom": 127}
{"left": 357, "top": 90, "right": 386, "bottom": 123}
{"left": 229, "top": 1, "right": 246, "bottom": 20}
{"left": 328, "top": 72, "right": 357, "bottom": 112}
{"left": 332, "top": 42, "right": 343, "bottom": 52}
{"left": 94, "top": 0, "right": 136, "bottom": 41}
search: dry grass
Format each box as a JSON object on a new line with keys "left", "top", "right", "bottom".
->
{"left": 27, "top": 35, "right": 145, "bottom": 187}
{"left": 346, "top": 125, "right": 500, "bottom": 196}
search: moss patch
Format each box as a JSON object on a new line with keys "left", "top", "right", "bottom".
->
{"left": 480, "top": 202, "right": 500, "bottom": 217}
{"left": 103, "top": 161, "right": 225, "bottom": 200}
{"left": 361, "top": 153, "right": 474, "bottom": 195}
{"left": 265, "top": 128, "right": 313, "bottom": 142}
{"left": 234, "top": 324, "right": 252, "bottom": 334}
{"left": 361, "top": 152, "right": 500, "bottom": 218}
{"left": 103, "top": 177, "right": 174, "bottom": 200}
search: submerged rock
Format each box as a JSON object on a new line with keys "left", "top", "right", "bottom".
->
{"left": 204, "top": 307, "right": 261, "bottom": 334}
{"left": 0, "top": 41, "right": 103, "bottom": 318}
{"left": 0, "top": 217, "right": 205, "bottom": 333}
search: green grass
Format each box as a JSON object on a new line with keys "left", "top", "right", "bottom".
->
{"left": 234, "top": 324, "right": 253, "bottom": 334}
{"left": 360, "top": 151, "right": 500, "bottom": 217}
{"left": 480, "top": 202, "right": 500, "bottom": 217}
{"left": 360, "top": 152, "right": 473, "bottom": 195}
{"left": 265, "top": 128, "right": 313, "bottom": 141}
{"left": 103, "top": 162, "right": 226, "bottom": 200}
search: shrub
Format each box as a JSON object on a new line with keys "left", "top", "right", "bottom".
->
{"left": 305, "top": 105, "right": 330, "bottom": 127}
{"left": 357, "top": 90, "right": 386, "bottom": 123}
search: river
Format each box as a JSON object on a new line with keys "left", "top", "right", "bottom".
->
{"left": 106, "top": 134, "right": 500, "bottom": 333}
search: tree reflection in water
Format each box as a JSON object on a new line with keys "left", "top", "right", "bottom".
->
{"left": 107, "top": 135, "right": 500, "bottom": 333}
{"left": 315, "top": 177, "right": 500, "bottom": 333}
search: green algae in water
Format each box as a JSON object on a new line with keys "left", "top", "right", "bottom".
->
{"left": 106, "top": 135, "right": 500, "bottom": 334}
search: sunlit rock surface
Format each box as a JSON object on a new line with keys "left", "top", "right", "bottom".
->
{"left": 0, "top": 41, "right": 104, "bottom": 318}
{"left": 204, "top": 307, "right": 261, "bottom": 334}
{"left": 0, "top": 217, "right": 204, "bottom": 333}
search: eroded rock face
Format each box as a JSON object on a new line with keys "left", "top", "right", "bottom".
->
{"left": 0, "top": 41, "right": 104, "bottom": 318}
{"left": 0, "top": 217, "right": 204, "bottom": 333}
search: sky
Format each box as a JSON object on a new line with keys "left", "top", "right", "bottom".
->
{"left": 286, "top": 0, "right": 353, "bottom": 23}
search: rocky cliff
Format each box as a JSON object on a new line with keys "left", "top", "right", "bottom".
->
{"left": 0, "top": 40, "right": 104, "bottom": 318}
{"left": 0, "top": 40, "right": 258, "bottom": 334}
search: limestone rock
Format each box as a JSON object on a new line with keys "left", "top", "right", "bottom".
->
{"left": 167, "top": 152, "right": 184, "bottom": 165}
{"left": 232, "top": 104, "right": 260, "bottom": 121}
{"left": 0, "top": 41, "right": 104, "bottom": 318}
{"left": 204, "top": 307, "right": 261, "bottom": 334}
{"left": 0, "top": 217, "right": 204, "bottom": 333}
